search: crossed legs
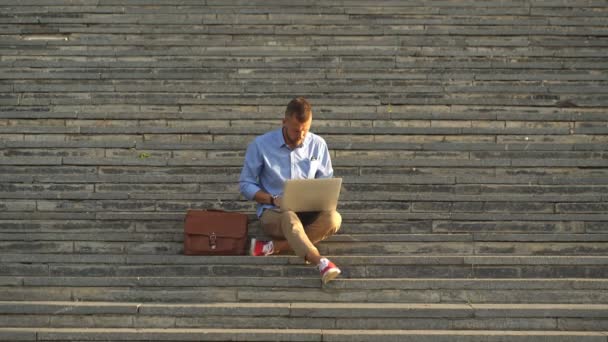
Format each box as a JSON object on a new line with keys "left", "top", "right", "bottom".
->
{"left": 259, "top": 209, "right": 342, "bottom": 263}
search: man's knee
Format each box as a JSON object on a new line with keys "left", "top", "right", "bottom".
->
{"left": 322, "top": 210, "right": 342, "bottom": 235}
{"left": 332, "top": 210, "right": 342, "bottom": 233}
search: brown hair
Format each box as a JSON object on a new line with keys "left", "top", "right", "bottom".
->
{"left": 284, "top": 97, "right": 312, "bottom": 122}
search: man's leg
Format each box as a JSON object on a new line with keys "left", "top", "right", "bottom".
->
{"left": 259, "top": 209, "right": 290, "bottom": 254}
{"left": 304, "top": 210, "right": 342, "bottom": 245}
{"left": 257, "top": 209, "right": 342, "bottom": 283}
{"left": 259, "top": 210, "right": 342, "bottom": 256}
{"left": 259, "top": 210, "right": 327, "bottom": 261}
{"left": 278, "top": 210, "right": 320, "bottom": 261}
{"left": 259, "top": 210, "right": 317, "bottom": 261}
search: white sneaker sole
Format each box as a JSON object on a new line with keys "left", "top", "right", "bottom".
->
{"left": 249, "top": 238, "right": 257, "bottom": 256}
{"left": 321, "top": 268, "right": 341, "bottom": 284}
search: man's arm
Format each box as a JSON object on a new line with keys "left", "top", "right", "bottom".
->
{"left": 254, "top": 190, "right": 276, "bottom": 207}
{"left": 315, "top": 139, "right": 334, "bottom": 178}
{"left": 239, "top": 140, "right": 277, "bottom": 206}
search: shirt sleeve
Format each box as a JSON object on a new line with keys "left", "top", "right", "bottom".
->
{"left": 315, "top": 140, "right": 334, "bottom": 178}
{"left": 239, "top": 140, "right": 263, "bottom": 200}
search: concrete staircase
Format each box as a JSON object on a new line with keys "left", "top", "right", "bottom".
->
{"left": 1, "top": 0, "right": 608, "bottom": 341}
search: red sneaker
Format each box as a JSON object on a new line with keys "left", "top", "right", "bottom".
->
{"left": 249, "top": 238, "right": 273, "bottom": 256}
{"left": 318, "top": 258, "right": 341, "bottom": 284}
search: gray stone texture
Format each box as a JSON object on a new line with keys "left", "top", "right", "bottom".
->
{"left": 1, "top": 1, "right": 608, "bottom": 340}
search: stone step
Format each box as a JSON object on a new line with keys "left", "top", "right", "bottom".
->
{"left": 1, "top": 45, "right": 603, "bottom": 59}
{"left": 1, "top": 105, "right": 604, "bottom": 121}
{"left": 3, "top": 167, "right": 603, "bottom": 183}
{"left": 0, "top": 327, "right": 605, "bottom": 342}
{"left": 1, "top": 254, "right": 607, "bottom": 279}
{"left": 0, "top": 165, "right": 606, "bottom": 180}
{"left": 1, "top": 197, "right": 605, "bottom": 213}
{"left": 4, "top": 156, "right": 606, "bottom": 169}
{"left": 3, "top": 68, "right": 607, "bottom": 83}
{"left": 2, "top": 15, "right": 605, "bottom": 29}
{"left": 1, "top": 194, "right": 606, "bottom": 210}
{"left": 3, "top": 253, "right": 607, "bottom": 266}
{"left": 1, "top": 236, "right": 607, "bottom": 255}
{"left": 3, "top": 148, "right": 608, "bottom": 161}
{"left": 5, "top": 276, "right": 608, "bottom": 290}
{"left": 4, "top": 11, "right": 606, "bottom": 26}
{"left": 2, "top": 233, "right": 607, "bottom": 243}
{"left": 0, "top": 301, "right": 607, "bottom": 331}
{"left": 3, "top": 11, "right": 607, "bottom": 27}
{"left": 6, "top": 80, "right": 607, "bottom": 95}
{"left": 0, "top": 198, "right": 580, "bottom": 214}
{"left": 3, "top": 181, "right": 608, "bottom": 201}
{"left": 0, "top": 142, "right": 606, "bottom": 155}
{"left": 0, "top": 210, "right": 608, "bottom": 226}
{"left": 0, "top": 219, "right": 598, "bottom": 235}
{"left": 1, "top": 277, "right": 607, "bottom": 304}
{"left": 0, "top": 124, "right": 586, "bottom": 136}
{"left": 2, "top": 70, "right": 605, "bottom": 85}
{"left": 2, "top": 283, "right": 607, "bottom": 304}
{"left": 3, "top": 141, "right": 607, "bottom": 152}
{"left": 2, "top": 154, "right": 608, "bottom": 169}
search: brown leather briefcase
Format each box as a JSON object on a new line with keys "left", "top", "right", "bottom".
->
{"left": 183, "top": 209, "right": 248, "bottom": 255}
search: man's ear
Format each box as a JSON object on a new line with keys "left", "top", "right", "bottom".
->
{"left": 282, "top": 117, "right": 287, "bottom": 126}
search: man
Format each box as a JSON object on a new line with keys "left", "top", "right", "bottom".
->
{"left": 239, "top": 97, "right": 342, "bottom": 284}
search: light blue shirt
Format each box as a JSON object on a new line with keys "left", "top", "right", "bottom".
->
{"left": 239, "top": 127, "right": 334, "bottom": 217}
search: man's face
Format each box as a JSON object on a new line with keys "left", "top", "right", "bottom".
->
{"left": 282, "top": 115, "right": 311, "bottom": 147}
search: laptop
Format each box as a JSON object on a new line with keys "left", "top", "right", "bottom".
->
{"left": 281, "top": 177, "right": 342, "bottom": 212}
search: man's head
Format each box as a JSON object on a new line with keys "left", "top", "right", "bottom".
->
{"left": 282, "top": 97, "right": 312, "bottom": 147}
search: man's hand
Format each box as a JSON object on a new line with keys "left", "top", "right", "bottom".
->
{"left": 273, "top": 196, "right": 283, "bottom": 210}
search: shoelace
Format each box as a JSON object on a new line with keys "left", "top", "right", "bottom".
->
{"left": 317, "top": 258, "right": 330, "bottom": 272}
{"left": 262, "top": 241, "right": 274, "bottom": 255}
